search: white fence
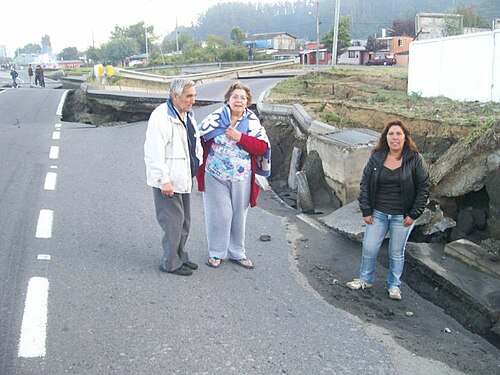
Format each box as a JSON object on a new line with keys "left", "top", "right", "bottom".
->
{"left": 408, "top": 30, "right": 499, "bottom": 102}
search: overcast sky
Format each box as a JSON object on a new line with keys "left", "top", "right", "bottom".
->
{"left": 1, "top": 0, "right": 278, "bottom": 56}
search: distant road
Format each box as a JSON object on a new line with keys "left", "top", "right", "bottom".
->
{"left": 0, "top": 68, "right": 60, "bottom": 89}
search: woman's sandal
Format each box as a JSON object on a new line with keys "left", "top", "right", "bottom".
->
{"left": 229, "top": 258, "right": 255, "bottom": 269}
{"left": 207, "top": 257, "right": 222, "bottom": 268}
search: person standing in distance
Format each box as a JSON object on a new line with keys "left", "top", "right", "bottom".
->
{"left": 346, "top": 119, "right": 430, "bottom": 300}
{"left": 28, "top": 64, "right": 34, "bottom": 87}
{"left": 35, "top": 65, "right": 41, "bottom": 86}
{"left": 38, "top": 65, "right": 45, "bottom": 87}
{"left": 144, "top": 78, "right": 203, "bottom": 276}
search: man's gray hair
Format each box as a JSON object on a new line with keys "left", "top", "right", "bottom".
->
{"left": 169, "top": 78, "right": 196, "bottom": 98}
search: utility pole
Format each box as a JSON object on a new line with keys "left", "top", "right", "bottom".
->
{"left": 176, "top": 17, "right": 179, "bottom": 54}
{"left": 331, "top": 0, "right": 340, "bottom": 68}
{"left": 145, "top": 23, "right": 149, "bottom": 62}
{"left": 315, "top": 1, "right": 320, "bottom": 66}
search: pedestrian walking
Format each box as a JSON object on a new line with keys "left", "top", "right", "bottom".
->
{"left": 28, "top": 64, "right": 33, "bottom": 87}
{"left": 10, "top": 67, "right": 18, "bottom": 88}
{"left": 144, "top": 78, "right": 203, "bottom": 276}
{"left": 196, "top": 82, "right": 271, "bottom": 269}
{"left": 346, "top": 119, "right": 430, "bottom": 300}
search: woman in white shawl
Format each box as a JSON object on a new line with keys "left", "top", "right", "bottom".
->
{"left": 196, "top": 82, "right": 271, "bottom": 269}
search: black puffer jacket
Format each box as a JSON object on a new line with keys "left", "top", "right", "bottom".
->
{"left": 358, "top": 148, "right": 430, "bottom": 220}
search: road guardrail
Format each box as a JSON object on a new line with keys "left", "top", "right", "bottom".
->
{"left": 114, "top": 59, "right": 298, "bottom": 84}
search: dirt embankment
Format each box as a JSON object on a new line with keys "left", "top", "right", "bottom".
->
{"left": 268, "top": 68, "right": 499, "bottom": 155}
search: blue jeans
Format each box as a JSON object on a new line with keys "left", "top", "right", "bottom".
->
{"left": 359, "top": 210, "right": 415, "bottom": 289}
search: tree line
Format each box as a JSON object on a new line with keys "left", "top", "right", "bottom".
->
{"left": 12, "top": 0, "right": 498, "bottom": 67}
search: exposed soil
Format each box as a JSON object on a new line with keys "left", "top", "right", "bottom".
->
{"left": 260, "top": 191, "right": 500, "bottom": 375}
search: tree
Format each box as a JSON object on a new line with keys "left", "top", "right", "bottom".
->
{"left": 41, "top": 35, "right": 52, "bottom": 54}
{"left": 110, "top": 22, "right": 158, "bottom": 56}
{"left": 365, "top": 33, "right": 387, "bottom": 54}
{"left": 321, "top": 15, "right": 352, "bottom": 57}
{"left": 230, "top": 27, "right": 245, "bottom": 46}
{"left": 19, "top": 43, "right": 41, "bottom": 54}
{"left": 182, "top": 40, "right": 205, "bottom": 63}
{"left": 204, "top": 34, "right": 228, "bottom": 62}
{"left": 220, "top": 45, "right": 247, "bottom": 61}
{"left": 59, "top": 47, "right": 79, "bottom": 61}
{"left": 455, "top": 5, "right": 490, "bottom": 28}
{"left": 100, "top": 37, "right": 139, "bottom": 65}
{"left": 85, "top": 46, "right": 101, "bottom": 64}
{"left": 162, "top": 32, "right": 196, "bottom": 54}
{"left": 365, "top": 34, "right": 378, "bottom": 53}
{"left": 392, "top": 19, "right": 415, "bottom": 37}
{"left": 444, "top": 15, "right": 463, "bottom": 37}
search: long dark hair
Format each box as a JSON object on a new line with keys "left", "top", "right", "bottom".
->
{"left": 372, "top": 119, "right": 419, "bottom": 154}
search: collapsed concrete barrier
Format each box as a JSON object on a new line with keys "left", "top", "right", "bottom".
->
{"left": 257, "top": 100, "right": 379, "bottom": 206}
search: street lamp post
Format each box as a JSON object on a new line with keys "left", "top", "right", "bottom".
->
{"left": 145, "top": 24, "right": 149, "bottom": 63}
{"left": 331, "top": 0, "right": 340, "bottom": 68}
{"left": 176, "top": 17, "right": 179, "bottom": 54}
{"left": 315, "top": 1, "right": 320, "bottom": 66}
{"left": 143, "top": 0, "right": 152, "bottom": 64}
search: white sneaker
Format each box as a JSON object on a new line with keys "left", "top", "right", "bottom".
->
{"left": 346, "top": 278, "right": 372, "bottom": 290}
{"left": 388, "top": 287, "right": 402, "bottom": 300}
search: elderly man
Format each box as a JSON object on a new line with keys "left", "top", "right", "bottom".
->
{"left": 144, "top": 78, "right": 203, "bottom": 276}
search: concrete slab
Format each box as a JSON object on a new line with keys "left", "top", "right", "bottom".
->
{"left": 324, "top": 128, "right": 379, "bottom": 146}
{"left": 445, "top": 238, "right": 500, "bottom": 278}
{"left": 319, "top": 201, "right": 365, "bottom": 242}
{"left": 406, "top": 242, "right": 500, "bottom": 322}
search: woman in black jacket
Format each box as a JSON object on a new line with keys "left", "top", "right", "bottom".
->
{"left": 346, "top": 120, "right": 430, "bottom": 300}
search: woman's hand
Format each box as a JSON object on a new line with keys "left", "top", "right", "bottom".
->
{"left": 363, "top": 215, "right": 373, "bottom": 225}
{"left": 403, "top": 216, "right": 414, "bottom": 227}
{"left": 225, "top": 126, "right": 242, "bottom": 142}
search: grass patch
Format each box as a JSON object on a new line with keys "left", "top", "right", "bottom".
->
{"left": 371, "top": 91, "right": 399, "bottom": 102}
{"left": 267, "top": 76, "right": 308, "bottom": 104}
{"left": 464, "top": 118, "right": 495, "bottom": 147}
{"left": 268, "top": 67, "right": 500, "bottom": 130}
{"left": 322, "top": 112, "right": 350, "bottom": 128}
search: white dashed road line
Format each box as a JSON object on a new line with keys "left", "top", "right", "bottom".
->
{"left": 35, "top": 209, "right": 53, "bottom": 239}
{"left": 18, "top": 97, "right": 66, "bottom": 362}
{"left": 18, "top": 277, "right": 49, "bottom": 358}
{"left": 43, "top": 172, "right": 57, "bottom": 191}
{"left": 48, "top": 146, "right": 59, "bottom": 160}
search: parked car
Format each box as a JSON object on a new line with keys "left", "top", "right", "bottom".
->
{"left": 366, "top": 55, "right": 397, "bottom": 66}
{"left": 128, "top": 60, "right": 144, "bottom": 68}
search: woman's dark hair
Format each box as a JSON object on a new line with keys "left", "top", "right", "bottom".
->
{"left": 224, "top": 81, "right": 252, "bottom": 104}
{"left": 372, "top": 119, "right": 419, "bottom": 154}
